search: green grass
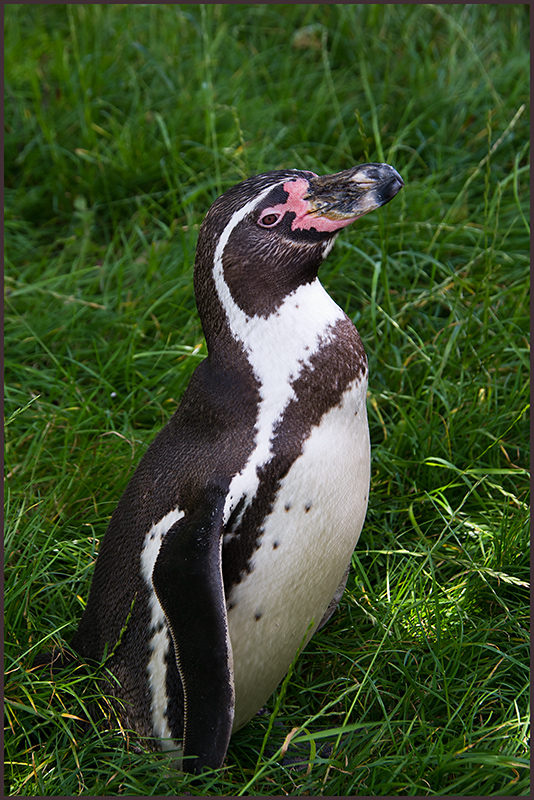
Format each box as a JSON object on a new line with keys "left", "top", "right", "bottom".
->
{"left": 5, "top": 3, "right": 529, "bottom": 796}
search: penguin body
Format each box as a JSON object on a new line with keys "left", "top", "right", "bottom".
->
{"left": 66, "top": 164, "right": 403, "bottom": 772}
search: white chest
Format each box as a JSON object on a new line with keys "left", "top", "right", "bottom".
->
{"left": 227, "top": 374, "right": 370, "bottom": 731}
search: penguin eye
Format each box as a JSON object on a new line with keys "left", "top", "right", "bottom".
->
{"left": 258, "top": 211, "right": 282, "bottom": 227}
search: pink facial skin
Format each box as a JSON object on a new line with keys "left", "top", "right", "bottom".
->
{"left": 259, "top": 178, "right": 356, "bottom": 233}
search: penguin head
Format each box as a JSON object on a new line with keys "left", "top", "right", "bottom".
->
{"left": 194, "top": 164, "right": 403, "bottom": 327}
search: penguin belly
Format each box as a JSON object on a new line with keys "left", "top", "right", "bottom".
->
{"left": 226, "top": 375, "right": 370, "bottom": 732}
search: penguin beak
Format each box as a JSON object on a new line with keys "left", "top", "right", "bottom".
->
{"left": 304, "top": 163, "right": 404, "bottom": 222}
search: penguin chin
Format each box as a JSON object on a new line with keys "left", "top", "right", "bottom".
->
{"left": 220, "top": 233, "right": 326, "bottom": 320}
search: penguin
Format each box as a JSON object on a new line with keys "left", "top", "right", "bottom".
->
{"left": 43, "top": 162, "right": 403, "bottom": 774}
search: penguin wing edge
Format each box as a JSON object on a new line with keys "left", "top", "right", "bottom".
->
{"left": 152, "top": 485, "right": 234, "bottom": 774}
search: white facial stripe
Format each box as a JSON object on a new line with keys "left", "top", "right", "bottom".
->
{"left": 212, "top": 184, "right": 275, "bottom": 328}
{"left": 212, "top": 186, "right": 345, "bottom": 524}
{"left": 140, "top": 508, "right": 185, "bottom": 742}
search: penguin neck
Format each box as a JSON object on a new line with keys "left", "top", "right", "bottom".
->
{"left": 207, "top": 274, "right": 347, "bottom": 391}
{"left": 194, "top": 218, "right": 345, "bottom": 382}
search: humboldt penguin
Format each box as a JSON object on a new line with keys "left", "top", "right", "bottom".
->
{"left": 44, "top": 163, "right": 403, "bottom": 773}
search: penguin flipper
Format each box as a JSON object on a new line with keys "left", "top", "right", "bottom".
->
{"left": 152, "top": 485, "right": 234, "bottom": 774}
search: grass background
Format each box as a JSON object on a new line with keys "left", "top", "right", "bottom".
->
{"left": 4, "top": 3, "right": 529, "bottom": 796}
